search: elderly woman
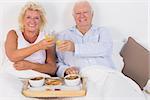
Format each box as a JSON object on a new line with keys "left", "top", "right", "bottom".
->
{"left": 5, "top": 2, "right": 57, "bottom": 77}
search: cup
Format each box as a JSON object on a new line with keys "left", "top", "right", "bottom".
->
{"left": 56, "top": 40, "right": 62, "bottom": 46}
{"left": 44, "top": 30, "right": 57, "bottom": 40}
{"left": 45, "top": 33, "right": 56, "bottom": 40}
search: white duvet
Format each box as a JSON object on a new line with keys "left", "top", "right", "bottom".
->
{"left": 74, "top": 66, "right": 146, "bottom": 100}
{"left": 0, "top": 65, "right": 146, "bottom": 100}
{"left": 1, "top": 58, "right": 51, "bottom": 79}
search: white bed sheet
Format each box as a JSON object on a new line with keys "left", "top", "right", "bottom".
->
{"left": 1, "top": 57, "right": 51, "bottom": 79}
{"left": 70, "top": 66, "right": 146, "bottom": 100}
{"left": 0, "top": 72, "right": 30, "bottom": 100}
{"left": 0, "top": 65, "right": 146, "bottom": 100}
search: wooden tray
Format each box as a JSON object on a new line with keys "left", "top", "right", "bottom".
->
{"left": 22, "top": 77, "right": 87, "bottom": 97}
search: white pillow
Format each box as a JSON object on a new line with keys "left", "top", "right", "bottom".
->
{"left": 111, "top": 30, "right": 128, "bottom": 71}
{"left": 112, "top": 40, "right": 125, "bottom": 71}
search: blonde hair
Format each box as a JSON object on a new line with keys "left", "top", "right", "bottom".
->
{"left": 18, "top": 2, "right": 47, "bottom": 32}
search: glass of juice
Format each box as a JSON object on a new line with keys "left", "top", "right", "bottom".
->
{"left": 45, "top": 30, "right": 56, "bottom": 41}
{"left": 56, "top": 40, "right": 62, "bottom": 46}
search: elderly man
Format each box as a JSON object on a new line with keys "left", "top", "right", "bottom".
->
{"left": 56, "top": 0, "right": 115, "bottom": 77}
{"left": 55, "top": 1, "right": 146, "bottom": 99}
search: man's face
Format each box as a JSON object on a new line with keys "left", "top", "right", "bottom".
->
{"left": 73, "top": 3, "right": 93, "bottom": 28}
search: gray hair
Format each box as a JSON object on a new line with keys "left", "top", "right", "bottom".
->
{"left": 72, "top": 0, "right": 94, "bottom": 15}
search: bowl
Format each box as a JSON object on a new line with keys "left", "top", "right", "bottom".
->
{"left": 64, "top": 74, "right": 81, "bottom": 86}
{"left": 29, "top": 77, "right": 45, "bottom": 87}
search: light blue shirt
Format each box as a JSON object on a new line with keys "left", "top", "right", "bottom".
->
{"left": 56, "top": 25, "right": 115, "bottom": 77}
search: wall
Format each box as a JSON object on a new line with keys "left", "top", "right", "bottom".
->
{"left": 0, "top": 0, "right": 149, "bottom": 69}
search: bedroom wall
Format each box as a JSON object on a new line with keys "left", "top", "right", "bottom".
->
{"left": 0, "top": 0, "right": 149, "bottom": 70}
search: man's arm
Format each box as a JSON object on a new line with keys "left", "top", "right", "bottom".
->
{"left": 57, "top": 28, "right": 113, "bottom": 58}
{"left": 56, "top": 52, "right": 71, "bottom": 77}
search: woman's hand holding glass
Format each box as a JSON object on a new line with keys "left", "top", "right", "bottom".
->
{"left": 45, "top": 33, "right": 56, "bottom": 41}
{"left": 37, "top": 37, "right": 55, "bottom": 50}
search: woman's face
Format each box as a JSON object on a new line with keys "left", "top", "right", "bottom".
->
{"left": 23, "top": 10, "right": 41, "bottom": 33}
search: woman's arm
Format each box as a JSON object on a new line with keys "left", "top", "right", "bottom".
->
{"left": 35, "top": 46, "right": 57, "bottom": 75}
{"left": 29, "top": 46, "right": 57, "bottom": 75}
{"left": 5, "top": 30, "right": 54, "bottom": 62}
{"left": 13, "top": 46, "right": 57, "bottom": 75}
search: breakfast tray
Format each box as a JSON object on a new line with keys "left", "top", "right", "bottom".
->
{"left": 22, "top": 77, "right": 87, "bottom": 97}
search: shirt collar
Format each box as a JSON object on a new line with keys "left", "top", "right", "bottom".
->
{"left": 69, "top": 25, "right": 97, "bottom": 36}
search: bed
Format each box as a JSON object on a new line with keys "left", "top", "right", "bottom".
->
{"left": 0, "top": 36, "right": 149, "bottom": 100}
